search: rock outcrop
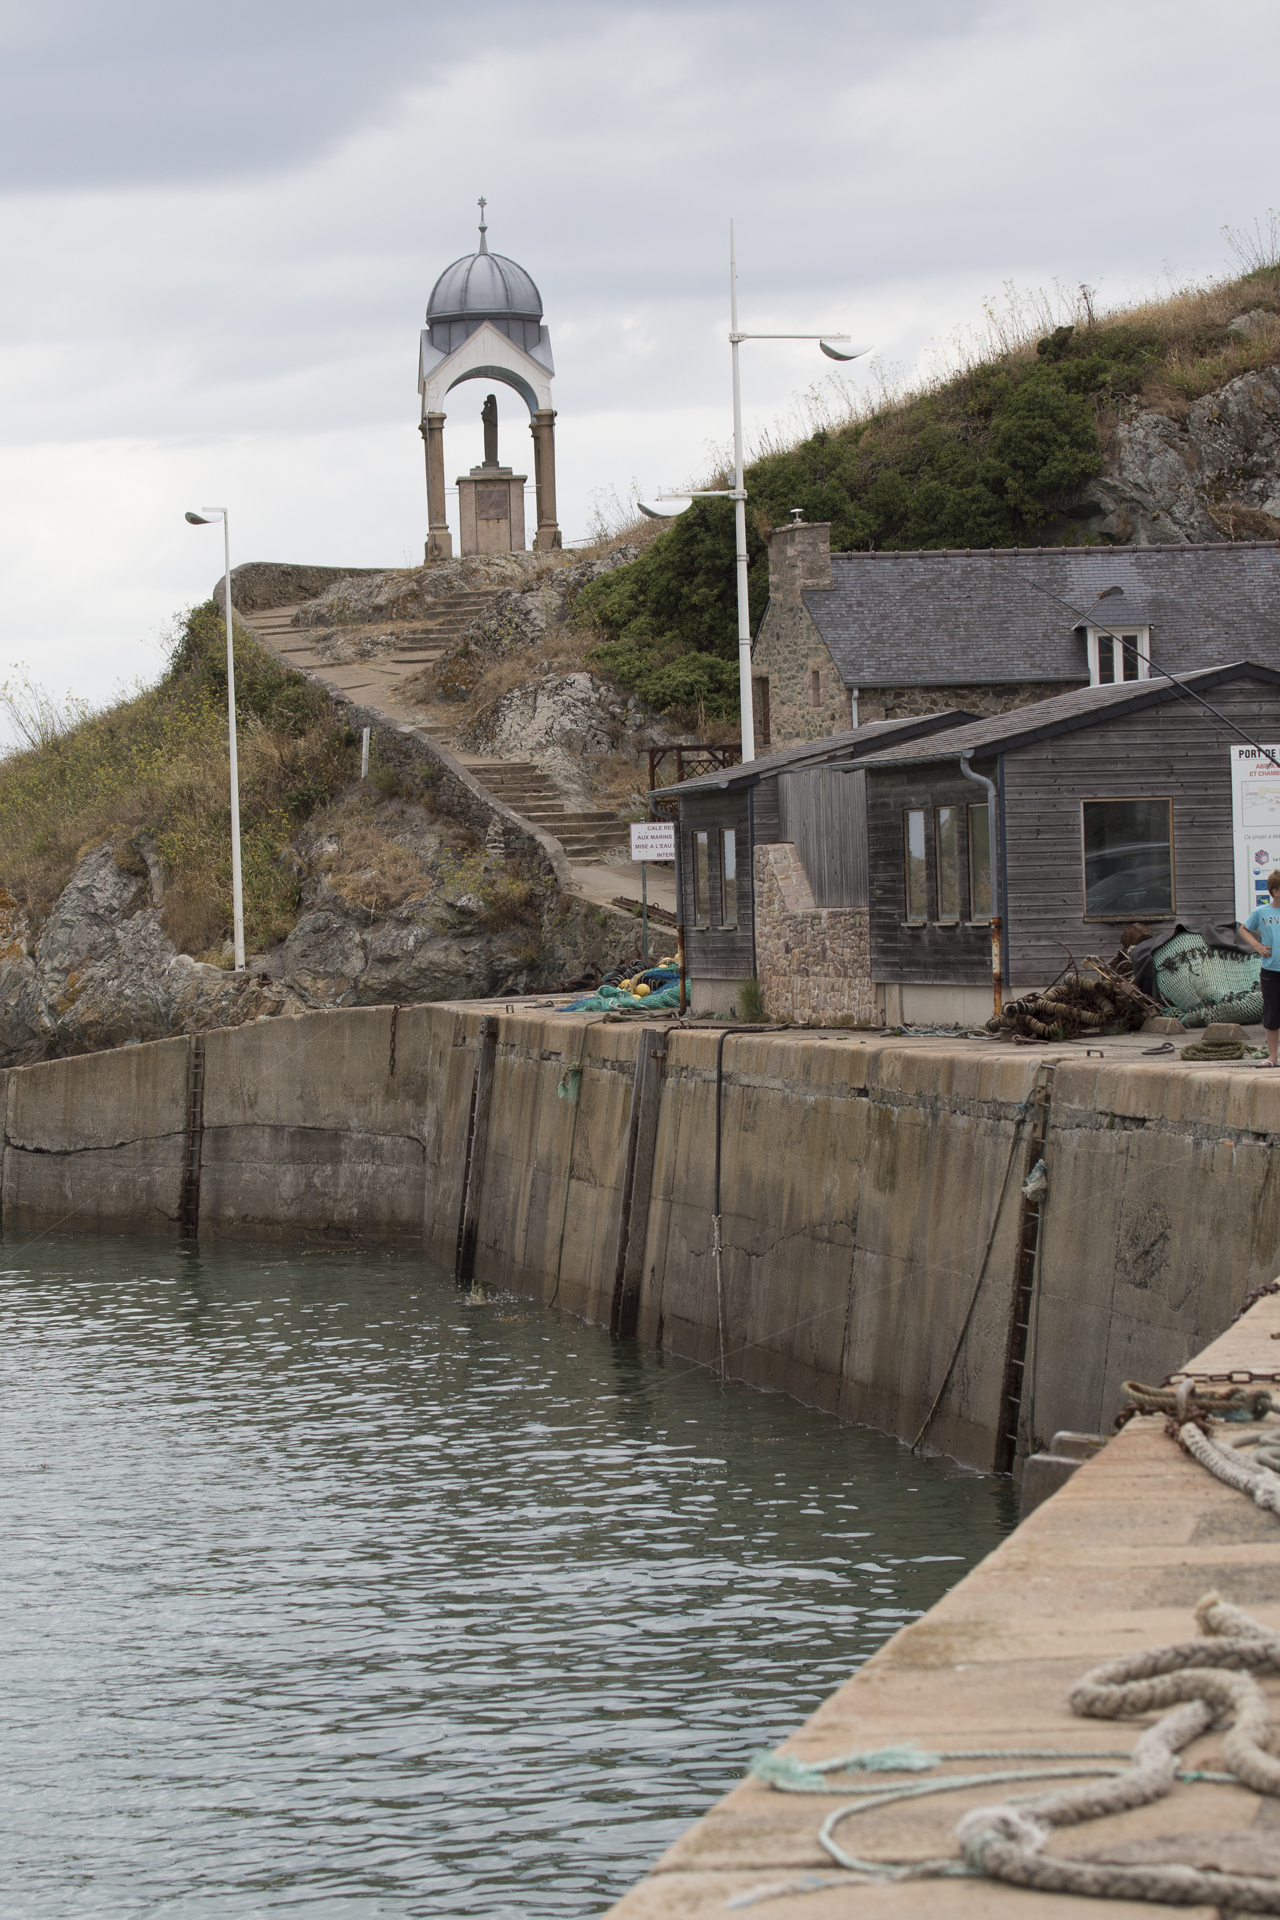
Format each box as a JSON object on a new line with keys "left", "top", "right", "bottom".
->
{"left": 456, "top": 670, "right": 670, "bottom": 808}
{"left": 214, "top": 562, "right": 387, "bottom": 615}
{"left": 0, "top": 800, "right": 637, "bottom": 1069}
{"left": 0, "top": 848, "right": 301, "bottom": 1067}
{"left": 1068, "top": 357, "right": 1280, "bottom": 544}
{"left": 292, "top": 552, "right": 544, "bottom": 629}
{"left": 452, "top": 549, "right": 639, "bottom": 669}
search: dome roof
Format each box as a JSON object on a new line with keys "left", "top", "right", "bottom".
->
{"left": 427, "top": 249, "right": 543, "bottom": 324}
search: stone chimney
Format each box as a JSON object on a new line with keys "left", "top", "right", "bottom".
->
{"left": 766, "top": 520, "right": 833, "bottom": 605}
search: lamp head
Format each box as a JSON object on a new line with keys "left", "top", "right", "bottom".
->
{"left": 184, "top": 507, "right": 226, "bottom": 524}
{"left": 637, "top": 496, "right": 693, "bottom": 519}
{"left": 819, "top": 338, "right": 872, "bottom": 362}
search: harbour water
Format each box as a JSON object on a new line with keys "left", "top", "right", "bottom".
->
{"left": 0, "top": 1234, "right": 1015, "bottom": 1917}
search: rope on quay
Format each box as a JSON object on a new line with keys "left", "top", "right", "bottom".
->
{"left": 733, "top": 1340, "right": 1280, "bottom": 1908}
{"left": 736, "top": 1590, "right": 1280, "bottom": 1910}
{"left": 1180, "top": 1035, "right": 1251, "bottom": 1061}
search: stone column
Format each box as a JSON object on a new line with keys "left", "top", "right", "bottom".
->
{"left": 420, "top": 412, "right": 452, "bottom": 561}
{"left": 530, "top": 408, "right": 561, "bottom": 551}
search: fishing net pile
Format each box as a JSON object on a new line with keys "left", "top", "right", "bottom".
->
{"left": 987, "top": 957, "right": 1159, "bottom": 1042}
{"left": 1140, "top": 928, "right": 1263, "bottom": 1028}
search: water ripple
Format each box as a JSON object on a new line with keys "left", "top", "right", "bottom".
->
{"left": 0, "top": 1235, "right": 1014, "bottom": 1916}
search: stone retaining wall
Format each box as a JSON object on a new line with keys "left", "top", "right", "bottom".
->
{"left": 3, "top": 1008, "right": 1277, "bottom": 1474}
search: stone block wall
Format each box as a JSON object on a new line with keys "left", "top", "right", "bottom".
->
{"left": 754, "top": 843, "right": 878, "bottom": 1024}
{"left": 751, "top": 597, "right": 853, "bottom": 746}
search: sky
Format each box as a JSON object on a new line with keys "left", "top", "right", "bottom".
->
{"left": 1, "top": 0, "right": 1277, "bottom": 718}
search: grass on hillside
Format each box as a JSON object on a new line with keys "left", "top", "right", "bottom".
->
{"left": 0, "top": 604, "right": 358, "bottom": 958}
{"left": 574, "top": 249, "right": 1280, "bottom": 722}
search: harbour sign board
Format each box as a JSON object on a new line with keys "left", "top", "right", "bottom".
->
{"left": 630, "top": 822, "right": 675, "bottom": 862}
{"left": 1231, "top": 744, "right": 1280, "bottom": 919}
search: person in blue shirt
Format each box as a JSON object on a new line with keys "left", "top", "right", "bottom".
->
{"left": 1240, "top": 869, "right": 1280, "bottom": 1067}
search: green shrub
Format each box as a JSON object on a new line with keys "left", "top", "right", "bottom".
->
{"left": 569, "top": 281, "right": 1280, "bottom": 714}
{"left": 576, "top": 500, "right": 767, "bottom": 722}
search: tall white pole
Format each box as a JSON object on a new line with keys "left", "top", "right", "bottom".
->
{"left": 729, "top": 220, "right": 755, "bottom": 763}
{"left": 221, "top": 512, "right": 246, "bottom": 972}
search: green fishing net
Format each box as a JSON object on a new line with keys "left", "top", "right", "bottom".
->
{"left": 1152, "top": 931, "right": 1262, "bottom": 1029}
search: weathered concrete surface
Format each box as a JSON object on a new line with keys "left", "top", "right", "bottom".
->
{"left": 1, "top": 1034, "right": 190, "bottom": 1232}
{"left": 602, "top": 1292, "right": 1280, "bottom": 1918}
{"left": 421, "top": 1009, "right": 670, "bottom": 1329}
{"left": 199, "top": 1007, "right": 435, "bottom": 1245}
{"left": 1029, "top": 1055, "right": 1280, "bottom": 1445}
{"left": 3, "top": 1011, "right": 1280, "bottom": 1474}
{"left": 636, "top": 1033, "right": 1039, "bottom": 1466}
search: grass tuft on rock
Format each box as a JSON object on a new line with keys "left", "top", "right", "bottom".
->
{"left": 0, "top": 601, "right": 357, "bottom": 954}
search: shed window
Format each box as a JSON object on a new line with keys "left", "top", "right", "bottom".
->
{"left": 968, "top": 804, "right": 992, "bottom": 921}
{"left": 1082, "top": 798, "right": 1173, "bottom": 919}
{"left": 1088, "top": 628, "right": 1150, "bottom": 686}
{"left": 692, "top": 831, "right": 710, "bottom": 929}
{"left": 719, "top": 829, "right": 738, "bottom": 929}
{"left": 934, "top": 807, "right": 960, "bottom": 921}
{"left": 904, "top": 809, "right": 927, "bottom": 922}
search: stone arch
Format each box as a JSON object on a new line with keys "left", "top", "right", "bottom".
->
{"left": 446, "top": 365, "right": 540, "bottom": 418}
{"left": 419, "top": 318, "right": 559, "bottom": 559}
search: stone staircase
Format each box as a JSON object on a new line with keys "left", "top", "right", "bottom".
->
{"left": 465, "top": 761, "right": 631, "bottom": 861}
{"left": 248, "top": 589, "right": 502, "bottom": 680}
{"left": 240, "top": 599, "right": 633, "bottom": 868}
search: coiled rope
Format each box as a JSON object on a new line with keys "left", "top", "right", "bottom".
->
{"left": 740, "top": 1589, "right": 1280, "bottom": 1909}
{"left": 1180, "top": 1037, "right": 1248, "bottom": 1061}
{"left": 954, "top": 1591, "right": 1280, "bottom": 1908}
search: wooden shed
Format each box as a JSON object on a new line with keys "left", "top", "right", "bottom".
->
{"left": 861, "top": 662, "right": 1280, "bottom": 1026}
{"left": 667, "top": 714, "right": 973, "bottom": 1014}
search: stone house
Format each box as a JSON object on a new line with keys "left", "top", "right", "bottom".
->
{"left": 749, "top": 521, "right": 1280, "bottom": 750}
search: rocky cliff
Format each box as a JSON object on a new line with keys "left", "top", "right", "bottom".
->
{"left": 1066, "top": 343, "right": 1280, "bottom": 544}
{"left": 0, "top": 799, "right": 633, "bottom": 1069}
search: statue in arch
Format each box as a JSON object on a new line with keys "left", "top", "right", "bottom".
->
{"left": 417, "top": 200, "right": 561, "bottom": 559}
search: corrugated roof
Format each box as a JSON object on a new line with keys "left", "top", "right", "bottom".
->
{"left": 802, "top": 542, "right": 1280, "bottom": 688}
{"left": 862, "top": 661, "right": 1280, "bottom": 768}
{"left": 667, "top": 712, "right": 976, "bottom": 795}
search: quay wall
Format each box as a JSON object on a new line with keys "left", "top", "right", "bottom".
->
{"left": 2, "top": 1005, "right": 1278, "bottom": 1470}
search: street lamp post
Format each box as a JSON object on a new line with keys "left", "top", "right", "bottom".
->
{"left": 184, "top": 507, "right": 245, "bottom": 972}
{"left": 640, "top": 222, "right": 868, "bottom": 763}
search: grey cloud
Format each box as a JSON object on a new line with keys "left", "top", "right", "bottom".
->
{"left": 0, "top": 0, "right": 981, "bottom": 190}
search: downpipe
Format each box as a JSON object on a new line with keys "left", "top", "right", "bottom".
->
{"left": 960, "top": 750, "right": 1003, "bottom": 1022}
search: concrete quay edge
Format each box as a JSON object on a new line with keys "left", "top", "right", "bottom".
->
{"left": 601, "top": 1289, "right": 1280, "bottom": 1920}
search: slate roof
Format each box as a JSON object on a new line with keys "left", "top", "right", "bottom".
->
{"left": 799, "top": 542, "right": 1280, "bottom": 688}
{"left": 862, "top": 661, "right": 1280, "bottom": 768}
{"left": 667, "top": 712, "right": 975, "bottom": 795}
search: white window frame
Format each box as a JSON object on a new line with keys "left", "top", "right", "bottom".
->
{"left": 1087, "top": 626, "right": 1151, "bottom": 687}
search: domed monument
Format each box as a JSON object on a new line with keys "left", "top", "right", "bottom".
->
{"left": 418, "top": 200, "right": 560, "bottom": 559}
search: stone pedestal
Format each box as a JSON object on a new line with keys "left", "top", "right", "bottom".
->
{"left": 457, "top": 464, "right": 527, "bottom": 555}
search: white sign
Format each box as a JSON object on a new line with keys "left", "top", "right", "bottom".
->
{"left": 1231, "top": 744, "right": 1280, "bottom": 920}
{"left": 630, "top": 821, "right": 675, "bottom": 862}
